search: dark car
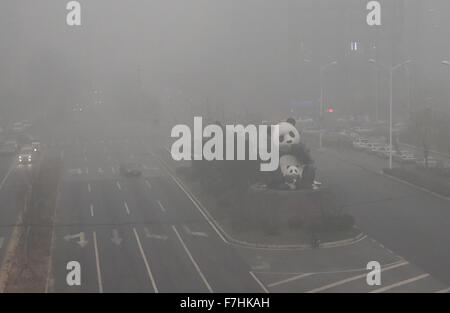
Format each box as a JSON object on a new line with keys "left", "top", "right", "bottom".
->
{"left": 119, "top": 162, "right": 142, "bottom": 177}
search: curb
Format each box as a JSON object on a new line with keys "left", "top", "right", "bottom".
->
{"left": 382, "top": 170, "right": 450, "bottom": 202}
{"left": 157, "top": 151, "right": 367, "bottom": 251}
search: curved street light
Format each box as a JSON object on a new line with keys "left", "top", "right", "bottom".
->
{"left": 369, "top": 59, "right": 411, "bottom": 169}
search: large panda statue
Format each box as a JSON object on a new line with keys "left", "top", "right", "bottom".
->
{"left": 268, "top": 118, "right": 316, "bottom": 190}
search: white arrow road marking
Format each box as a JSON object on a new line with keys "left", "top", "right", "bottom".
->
{"left": 90, "top": 204, "right": 94, "bottom": 217}
{"left": 183, "top": 225, "right": 208, "bottom": 238}
{"left": 87, "top": 183, "right": 91, "bottom": 193}
{"left": 0, "top": 237, "right": 4, "bottom": 249}
{"left": 64, "top": 232, "right": 88, "bottom": 248}
{"left": 143, "top": 227, "right": 168, "bottom": 240}
{"left": 111, "top": 229, "right": 123, "bottom": 245}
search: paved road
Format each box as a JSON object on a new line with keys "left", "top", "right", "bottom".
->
{"left": 313, "top": 146, "right": 450, "bottom": 286}
{"left": 43, "top": 135, "right": 449, "bottom": 293}
{"left": 48, "top": 140, "right": 263, "bottom": 292}
{"left": 0, "top": 154, "right": 29, "bottom": 269}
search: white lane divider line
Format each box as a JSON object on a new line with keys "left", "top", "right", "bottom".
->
{"left": 168, "top": 173, "right": 227, "bottom": 243}
{"left": 92, "top": 232, "right": 103, "bottom": 293}
{"left": 249, "top": 271, "right": 269, "bottom": 293}
{"left": 124, "top": 201, "right": 130, "bottom": 215}
{"left": 436, "top": 287, "right": 450, "bottom": 293}
{"left": 268, "top": 273, "right": 313, "bottom": 288}
{"left": 111, "top": 166, "right": 116, "bottom": 174}
{"left": 145, "top": 180, "right": 152, "bottom": 190}
{"left": 116, "top": 181, "right": 122, "bottom": 191}
{"left": 183, "top": 225, "right": 208, "bottom": 238}
{"left": 306, "top": 261, "right": 409, "bottom": 293}
{"left": 88, "top": 183, "right": 91, "bottom": 193}
{"left": 0, "top": 164, "right": 15, "bottom": 191}
{"left": 90, "top": 204, "right": 95, "bottom": 217}
{"left": 133, "top": 228, "right": 158, "bottom": 293}
{"left": 85, "top": 167, "right": 89, "bottom": 175}
{"left": 370, "top": 274, "right": 430, "bottom": 293}
{"left": 157, "top": 201, "right": 166, "bottom": 213}
{"left": 0, "top": 237, "right": 4, "bottom": 249}
{"left": 172, "top": 225, "right": 213, "bottom": 293}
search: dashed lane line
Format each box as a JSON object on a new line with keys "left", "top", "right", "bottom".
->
{"left": 157, "top": 201, "right": 166, "bottom": 213}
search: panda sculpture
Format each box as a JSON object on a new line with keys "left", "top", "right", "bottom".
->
{"left": 268, "top": 118, "right": 316, "bottom": 190}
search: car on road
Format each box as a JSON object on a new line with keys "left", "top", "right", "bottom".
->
{"left": 376, "top": 146, "right": 393, "bottom": 158}
{"left": 32, "top": 141, "right": 41, "bottom": 153}
{"left": 394, "top": 152, "right": 417, "bottom": 164}
{"left": 0, "top": 140, "right": 19, "bottom": 155}
{"left": 369, "top": 143, "right": 388, "bottom": 155}
{"left": 119, "top": 162, "right": 143, "bottom": 177}
{"left": 18, "top": 146, "right": 33, "bottom": 165}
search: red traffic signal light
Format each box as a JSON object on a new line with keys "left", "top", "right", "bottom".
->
{"left": 328, "top": 108, "right": 334, "bottom": 113}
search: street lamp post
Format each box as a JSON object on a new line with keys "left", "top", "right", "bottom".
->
{"left": 305, "top": 59, "right": 338, "bottom": 150}
{"left": 369, "top": 59, "right": 411, "bottom": 169}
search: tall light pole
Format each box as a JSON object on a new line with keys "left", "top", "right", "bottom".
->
{"left": 369, "top": 59, "right": 411, "bottom": 169}
{"left": 305, "top": 59, "right": 338, "bottom": 149}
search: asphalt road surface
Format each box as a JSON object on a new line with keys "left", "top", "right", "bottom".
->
{"left": 0, "top": 154, "right": 29, "bottom": 270}
{"left": 314, "top": 146, "right": 450, "bottom": 287}
{"left": 40, "top": 136, "right": 449, "bottom": 293}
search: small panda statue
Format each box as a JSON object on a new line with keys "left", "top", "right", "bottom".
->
{"left": 279, "top": 155, "right": 303, "bottom": 190}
